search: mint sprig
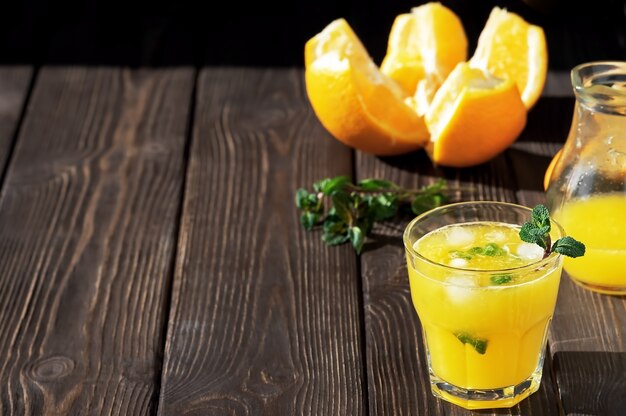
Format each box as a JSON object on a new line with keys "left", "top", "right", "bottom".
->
{"left": 520, "top": 204, "right": 585, "bottom": 258}
{"left": 295, "top": 177, "right": 459, "bottom": 254}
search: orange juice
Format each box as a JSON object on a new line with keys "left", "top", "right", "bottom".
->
{"left": 406, "top": 221, "right": 562, "bottom": 409}
{"left": 553, "top": 193, "right": 626, "bottom": 294}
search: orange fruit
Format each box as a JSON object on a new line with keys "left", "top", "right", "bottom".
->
{"left": 544, "top": 148, "right": 562, "bottom": 190}
{"left": 470, "top": 7, "right": 547, "bottom": 109}
{"left": 305, "top": 19, "right": 429, "bottom": 156}
{"left": 380, "top": 2, "right": 468, "bottom": 97}
{"left": 425, "top": 63, "right": 527, "bottom": 167}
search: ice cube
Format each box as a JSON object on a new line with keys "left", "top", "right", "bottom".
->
{"left": 449, "top": 258, "right": 469, "bottom": 268}
{"left": 445, "top": 275, "right": 477, "bottom": 303}
{"left": 516, "top": 242, "right": 545, "bottom": 260}
{"left": 446, "top": 227, "right": 475, "bottom": 248}
{"left": 485, "top": 230, "right": 506, "bottom": 243}
{"left": 446, "top": 276, "right": 476, "bottom": 287}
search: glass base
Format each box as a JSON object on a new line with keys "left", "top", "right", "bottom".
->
{"left": 570, "top": 278, "right": 626, "bottom": 295}
{"left": 429, "top": 368, "right": 542, "bottom": 409}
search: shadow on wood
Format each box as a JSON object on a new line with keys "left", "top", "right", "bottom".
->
{"left": 553, "top": 351, "right": 626, "bottom": 416}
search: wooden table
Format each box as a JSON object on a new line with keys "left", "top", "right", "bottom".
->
{"left": 0, "top": 66, "right": 624, "bottom": 415}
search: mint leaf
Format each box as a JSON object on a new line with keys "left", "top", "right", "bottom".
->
{"left": 312, "top": 179, "right": 326, "bottom": 193}
{"left": 321, "top": 176, "right": 350, "bottom": 195}
{"left": 357, "top": 178, "right": 397, "bottom": 190}
{"left": 322, "top": 232, "right": 349, "bottom": 245}
{"left": 301, "top": 212, "right": 318, "bottom": 231}
{"left": 520, "top": 222, "right": 540, "bottom": 244}
{"left": 469, "top": 246, "right": 484, "bottom": 255}
{"left": 450, "top": 250, "right": 473, "bottom": 260}
{"left": 491, "top": 274, "right": 513, "bottom": 285}
{"left": 323, "top": 214, "right": 345, "bottom": 233}
{"left": 368, "top": 194, "right": 398, "bottom": 221}
{"left": 552, "top": 237, "right": 586, "bottom": 258}
{"left": 519, "top": 222, "right": 549, "bottom": 250}
{"left": 295, "top": 188, "right": 309, "bottom": 209}
{"left": 455, "top": 332, "right": 488, "bottom": 354}
{"left": 424, "top": 178, "right": 447, "bottom": 193}
{"left": 483, "top": 242, "right": 506, "bottom": 256}
{"left": 466, "top": 243, "right": 506, "bottom": 257}
{"left": 532, "top": 204, "right": 551, "bottom": 231}
{"left": 411, "top": 193, "right": 445, "bottom": 215}
{"left": 331, "top": 192, "right": 352, "bottom": 225}
{"left": 349, "top": 226, "right": 364, "bottom": 254}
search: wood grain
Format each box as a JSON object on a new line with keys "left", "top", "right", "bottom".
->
{"left": 355, "top": 150, "right": 561, "bottom": 416}
{"left": 509, "top": 96, "right": 626, "bottom": 416}
{"left": 0, "top": 67, "right": 194, "bottom": 415}
{"left": 157, "top": 68, "right": 365, "bottom": 415}
{"left": 0, "top": 66, "right": 33, "bottom": 181}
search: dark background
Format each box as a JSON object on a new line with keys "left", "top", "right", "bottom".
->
{"left": 2, "top": 0, "right": 625, "bottom": 69}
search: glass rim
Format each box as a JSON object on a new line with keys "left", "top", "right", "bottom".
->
{"left": 403, "top": 201, "right": 565, "bottom": 274}
{"left": 571, "top": 61, "right": 626, "bottom": 101}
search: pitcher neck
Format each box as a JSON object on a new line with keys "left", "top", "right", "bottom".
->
{"left": 573, "top": 61, "right": 626, "bottom": 117}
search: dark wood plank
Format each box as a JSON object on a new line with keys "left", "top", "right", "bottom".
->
{"left": 509, "top": 96, "right": 626, "bottom": 416}
{"left": 356, "top": 150, "right": 561, "bottom": 415}
{"left": 0, "top": 67, "right": 194, "bottom": 415}
{"left": 0, "top": 66, "right": 33, "bottom": 179}
{"left": 158, "top": 68, "right": 365, "bottom": 415}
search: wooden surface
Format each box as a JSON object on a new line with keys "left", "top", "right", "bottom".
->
{"left": 0, "top": 67, "right": 194, "bottom": 414}
{"left": 0, "top": 67, "right": 32, "bottom": 183}
{"left": 158, "top": 68, "right": 365, "bottom": 415}
{"left": 0, "top": 67, "right": 623, "bottom": 416}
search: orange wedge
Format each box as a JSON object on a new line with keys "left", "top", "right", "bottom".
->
{"left": 305, "top": 19, "right": 429, "bottom": 155}
{"left": 470, "top": 7, "right": 547, "bottom": 109}
{"left": 425, "top": 63, "right": 527, "bottom": 167}
{"left": 381, "top": 2, "right": 468, "bottom": 97}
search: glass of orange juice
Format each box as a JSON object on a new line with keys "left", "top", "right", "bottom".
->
{"left": 403, "top": 201, "right": 564, "bottom": 409}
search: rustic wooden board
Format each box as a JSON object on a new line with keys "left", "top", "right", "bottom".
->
{"left": 0, "top": 66, "right": 33, "bottom": 183}
{"left": 157, "top": 68, "right": 366, "bottom": 415}
{"left": 355, "top": 148, "right": 561, "bottom": 415}
{"left": 509, "top": 96, "right": 626, "bottom": 416}
{"left": 0, "top": 67, "right": 194, "bottom": 415}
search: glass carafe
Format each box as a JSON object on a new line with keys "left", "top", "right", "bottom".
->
{"left": 546, "top": 61, "right": 626, "bottom": 295}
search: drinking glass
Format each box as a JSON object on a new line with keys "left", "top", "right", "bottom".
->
{"left": 403, "top": 201, "right": 564, "bottom": 409}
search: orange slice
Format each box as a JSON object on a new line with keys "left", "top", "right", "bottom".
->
{"left": 425, "top": 63, "right": 527, "bottom": 167}
{"left": 470, "top": 7, "right": 547, "bottom": 109}
{"left": 381, "top": 2, "right": 468, "bottom": 97}
{"left": 305, "top": 19, "right": 429, "bottom": 155}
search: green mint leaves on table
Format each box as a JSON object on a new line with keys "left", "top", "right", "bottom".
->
{"left": 519, "top": 204, "right": 585, "bottom": 258}
{"left": 295, "top": 176, "right": 450, "bottom": 254}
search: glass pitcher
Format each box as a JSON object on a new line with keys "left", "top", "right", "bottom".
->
{"left": 546, "top": 61, "right": 626, "bottom": 295}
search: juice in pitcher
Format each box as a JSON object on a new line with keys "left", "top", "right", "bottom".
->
{"left": 553, "top": 194, "right": 626, "bottom": 293}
